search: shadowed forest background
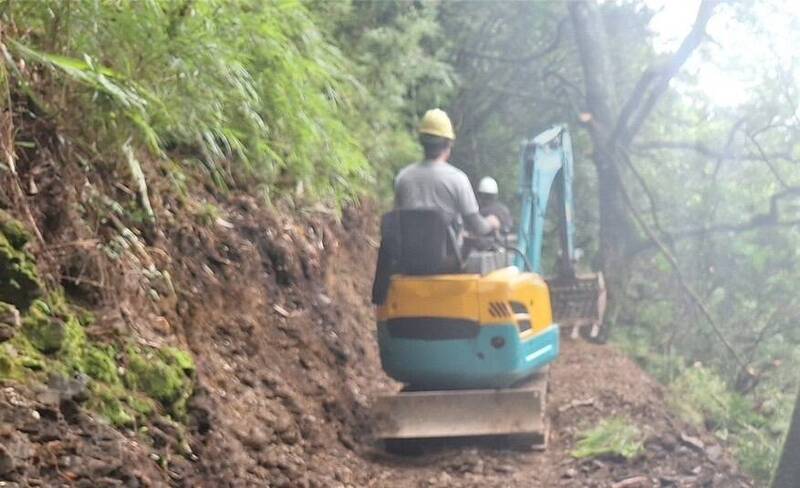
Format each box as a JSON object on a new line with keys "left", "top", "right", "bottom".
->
{"left": 2, "top": 0, "right": 800, "bottom": 485}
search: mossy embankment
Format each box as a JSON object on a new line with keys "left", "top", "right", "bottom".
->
{"left": 0, "top": 209, "right": 195, "bottom": 427}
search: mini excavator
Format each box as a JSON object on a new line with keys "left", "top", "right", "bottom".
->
{"left": 371, "top": 125, "right": 605, "bottom": 449}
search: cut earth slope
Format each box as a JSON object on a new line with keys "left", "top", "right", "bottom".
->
{"left": 0, "top": 160, "right": 752, "bottom": 487}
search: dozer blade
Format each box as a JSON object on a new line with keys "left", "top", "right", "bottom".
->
{"left": 372, "top": 371, "right": 547, "bottom": 448}
{"left": 546, "top": 272, "right": 607, "bottom": 341}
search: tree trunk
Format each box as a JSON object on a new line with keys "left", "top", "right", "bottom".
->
{"left": 772, "top": 388, "right": 800, "bottom": 488}
{"left": 568, "top": 0, "right": 718, "bottom": 329}
{"left": 568, "top": 1, "right": 638, "bottom": 325}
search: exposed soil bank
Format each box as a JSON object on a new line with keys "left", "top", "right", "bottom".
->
{"left": 0, "top": 165, "right": 751, "bottom": 486}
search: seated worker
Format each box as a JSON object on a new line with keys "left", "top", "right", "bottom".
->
{"left": 372, "top": 109, "right": 499, "bottom": 304}
{"left": 477, "top": 176, "right": 513, "bottom": 233}
{"left": 394, "top": 108, "right": 500, "bottom": 238}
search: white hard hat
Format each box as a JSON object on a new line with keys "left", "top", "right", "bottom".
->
{"left": 478, "top": 177, "right": 499, "bottom": 195}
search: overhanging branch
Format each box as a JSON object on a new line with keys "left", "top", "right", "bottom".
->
{"left": 612, "top": 0, "right": 721, "bottom": 147}
{"left": 628, "top": 186, "right": 800, "bottom": 255}
{"left": 462, "top": 17, "right": 568, "bottom": 64}
{"left": 633, "top": 140, "right": 795, "bottom": 163}
{"left": 615, "top": 150, "right": 748, "bottom": 370}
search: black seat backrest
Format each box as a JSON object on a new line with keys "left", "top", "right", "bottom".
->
{"left": 382, "top": 208, "right": 463, "bottom": 275}
{"left": 371, "top": 208, "right": 463, "bottom": 304}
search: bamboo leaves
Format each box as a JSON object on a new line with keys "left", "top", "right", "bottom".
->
{"left": 3, "top": 0, "right": 371, "bottom": 201}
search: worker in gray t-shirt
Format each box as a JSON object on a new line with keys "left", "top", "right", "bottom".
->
{"left": 394, "top": 109, "right": 500, "bottom": 236}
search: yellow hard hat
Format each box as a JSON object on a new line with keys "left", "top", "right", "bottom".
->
{"left": 418, "top": 108, "right": 455, "bottom": 140}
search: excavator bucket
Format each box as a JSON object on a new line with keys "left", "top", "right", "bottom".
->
{"left": 372, "top": 371, "right": 548, "bottom": 449}
{"left": 546, "top": 272, "right": 607, "bottom": 341}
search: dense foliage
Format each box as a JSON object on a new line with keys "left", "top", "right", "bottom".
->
{"left": 3, "top": 0, "right": 389, "bottom": 201}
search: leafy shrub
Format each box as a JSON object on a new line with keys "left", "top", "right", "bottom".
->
{"left": 668, "top": 363, "right": 781, "bottom": 482}
{"left": 572, "top": 417, "right": 644, "bottom": 460}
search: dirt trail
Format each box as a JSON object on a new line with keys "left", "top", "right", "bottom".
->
{"left": 367, "top": 340, "right": 753, "bottom": 487}
{"left": 0, "top": 183, "right": 752, "bottom": 487}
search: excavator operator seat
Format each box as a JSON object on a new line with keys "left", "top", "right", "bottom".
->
{"left": 384, "top": 208, "right": 463, "bottom": 275}
{"left": 372, "top": 208, "right": 463, "bottom": 305}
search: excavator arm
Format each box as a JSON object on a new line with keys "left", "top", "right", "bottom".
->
{"left": 514, "top": 125, "right": 607, "bottom": 340}
{"left": 514, "top": 125, "right": 576, "bottom": 275}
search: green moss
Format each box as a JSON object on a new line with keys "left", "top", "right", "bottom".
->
{"left": 89, "top": 383, "right": 135, "bottom": 427}
{"left": 18, "top": 354, "right": 44, "bottom": 370}
{"left": 125, "top": 346, "right": 194, "bottom": 418}
{"left": 0, "top": 210, "right": 31, "bottom": 249}
{"left": 126, "top": 392, "right": 156, "bottom": 416}
{"left": 5, "top": 289, "right": 194, "bottom": 427}
{"left": 21, "top": 299, "right": 86, "bottom": 363}
{"left": 3, "top": 295, "right": 100, "bottom": 387}
{"left": 193, "top": 202, "right": 220, "bottom": 227}
{"left": 0, "top": 220, "right": 42, "bottom": 309}
{"left": 85, "top": 345, "right": 121, "bottom": 385}
{"left": 0, "top": 344, "right": 13, "bottom": 377}
{"left": 161, "top": 346, "right": 195, "bottom": 373}
{"left": 0, "top": 301, "right": 19, "bottom": 322}
{"left": 86, "top": 380, "right": 159, "bottom": 427}
{"left": 25, "top": 320, "right": 65, "bottom": 353}
{"left": 74, "top": 307, "right": 96, "bottom": 327}
{"left": 0, "top": 336, "right": 46, "bottom": 380}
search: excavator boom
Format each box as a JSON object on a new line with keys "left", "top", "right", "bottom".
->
{"left": 516, "top": 125, "right": 606, "bottom": 338}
